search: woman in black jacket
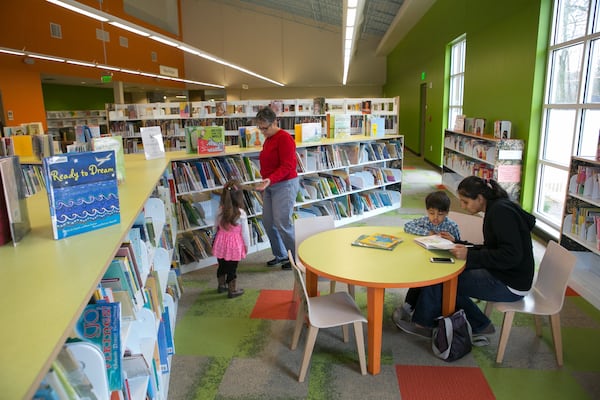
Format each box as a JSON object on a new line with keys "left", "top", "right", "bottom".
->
{"left": 396, "top": 176, "right": 536, "bottom": 337}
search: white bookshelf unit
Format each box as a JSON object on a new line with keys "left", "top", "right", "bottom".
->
{"left": 442, "top": 129, "right": 524, "bottom": 202}
{"left": 171, "top": 135, "right": 404, "bottom": 273}
{"left": 559, "top": 155, "right": 600, "bottom": 310}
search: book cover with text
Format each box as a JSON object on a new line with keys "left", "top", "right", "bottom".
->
{"left": 42, "top": 150, "right": 120, "bottom": 240}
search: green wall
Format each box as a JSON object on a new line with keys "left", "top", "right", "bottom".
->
{"left": 42, "top": 84, "right": 114, "bottom": 111}
{"left": 384, "top": 0, "right": 552, "bottom": 210}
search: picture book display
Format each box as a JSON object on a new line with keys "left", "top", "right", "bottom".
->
{"left": 186, "top": 126, "right": 225, "bottom": 154}
{"left": 42, "top": 150, "right": 120, "bottom": 240}
{"left": 351, "top": 233, "right": 402, "bottom": 250}
{"left": 140, "top": 126, "right": 165, "bottom": 160}
{"left": 414, "top": 234, "right": 456, "bottom": 250}
{"left": 92, "top": 135, "right": 126, "bottom": 183}
{"left": 0, "top": 156, "right": 31, "bottom": 245}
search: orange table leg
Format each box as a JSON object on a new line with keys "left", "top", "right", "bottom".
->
{"left": 441, "top": 276, "right": 458, "bottom": 316}
{"left": 305, "top": 270, "right": 318, "bottom": 297}
{"left": 366, "top": 287, "right": 384, "bottom": 375}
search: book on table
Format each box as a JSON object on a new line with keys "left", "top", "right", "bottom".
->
{"left": 351, "top": 233, "right": 402, "bottom": 251}
{"left": 413, "top": 234, "right": 456, "bottom": 250}
{"left": 0, "top": 156, "right": 31, "bottom": 245}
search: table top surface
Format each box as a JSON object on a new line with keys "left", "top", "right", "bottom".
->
{"left": 298, "top": 226, "right": 465, "bottom": 288}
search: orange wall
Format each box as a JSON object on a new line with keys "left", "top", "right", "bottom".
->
{"left": 0, "top": 0, "right": 186, "bottom": 127}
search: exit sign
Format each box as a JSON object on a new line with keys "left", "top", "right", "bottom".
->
{"left": 101, "top": 75, "right": 112, "bottom": 83}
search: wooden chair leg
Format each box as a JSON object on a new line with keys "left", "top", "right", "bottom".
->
{"left": 534, "top": 315, "right": 543, "bottom": 337}
{"left": 353, "top": 321, "right": 367, "bottom": 375}
{"left": 348, "top": 284, "right": 356, "bottom": 299}
{"left": 549, "top": 313, "right": 563, "bottom": 366}
{"left": 299, "top": 325, "right": 319, "bottom": 382}
{"left": 291, "top": 304, "right": 306, "bottom": 350}
{"left": 342, "top": 325, "right": 349, "bottom": 342}
{"left": 484, "top": 301, "right": 494, "bottom": 317}
{"left": 496, "top": 311, "right": 515, "bottom": 364}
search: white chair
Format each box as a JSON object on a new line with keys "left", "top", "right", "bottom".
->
{"left": 288, "top": 250, "right": 367, "bottom": 382}
{"left": 294, "top": 215, "right": 355, "bottom": 298}
{"left": 488, "top": 241, "right": 576, "bottom": 366}
{"left": 448, "top": 211, "right": 484, "bottom": 244}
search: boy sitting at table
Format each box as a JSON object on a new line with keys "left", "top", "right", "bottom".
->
{"left": 393, "top": 190, "right": 462, "bottom": 325}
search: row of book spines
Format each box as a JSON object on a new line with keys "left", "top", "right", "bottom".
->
{"left": 172, "top": 156, "right": 260, "bottom": 194}
{"left": 177, "top": 217, "right": 268, "bottom": 264}
{"left": 297, "top": 190, "right": 395, "bottom": 220}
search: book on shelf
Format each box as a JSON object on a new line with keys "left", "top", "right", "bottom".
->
{"left": 453, "top": 115, "right": 466, "bottom": 132}
{"left": 351, "top": 233, "right": 402, "bottom": 250}
{"left": 186, "top": 126, "right": 225, "bottom": 154}
{"left": 0, "top": 156, "right": 31, "bottom": 246}
{"left": 366, "top": 116, "right": 385, "bottom": 138}
{"left": 413, "top": 234, "right": 456, "bottom": 250}
{"left": 73, "top": 301, "right": 123, "bottom": 392}
{"left": 140, "top": 126, "right": 165, "bottom": 160}
{"left": 92, "top": 135, "right": 126, "bottom": 183}
{"left": 474, "top": 118, "right": 486, "bottom": 136}
{"left": 494, "top": 120, "right": 512, "bottom": 139}
{"left": 42, "top": 150, "right": 120, "bottom": 240}
{"left": 238, "top": 126, "right": 262, "bottom": 148}
{"left": 326, "top": 114, "right": 351, "bottom": 139}
{"left": 295, "top": 122, "right": 322, "bottom": 143}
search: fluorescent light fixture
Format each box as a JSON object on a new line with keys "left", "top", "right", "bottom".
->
{"left": 140, "top": 72, "right": 158, "bottom": 78}
{"left": 67, "top": 60, "right": 95, "bottom": 67}
{"left": 178, "top": 45, "right": 200, "bottom": 56}
{"left": 29, "top": 54, "right": 66, "bottom": 62}
{"left": 348, "top": 0, "right": 358, "bottom": 7}
{"left": 0, "top": 47, "right": 25, "bottom": 56}
{"left": 150, "top": 35, "right": 179, "bottom": 47}
{"left": 120, "top": 68, "right": 141, "bottom": 75}
{"left": 175, "top": 95, "right": 187, "bottom": 99}
{"left": 46, "top": 0, "right": 109, "bottom": 22}
{"left": 109, "top": 21, "right": 150, "bottom": 37}
{"left": 347, "top": 8, "right": 357, "bottom": 25}
{"left": 96, "top": 64, "right": 121, "bottom": 71}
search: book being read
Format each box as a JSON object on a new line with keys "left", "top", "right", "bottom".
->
{"left": 352, "top": 233, "right": 402, "bottom": 251}
{"left": 413, "top": 234, "right": 456, "bottom": 250}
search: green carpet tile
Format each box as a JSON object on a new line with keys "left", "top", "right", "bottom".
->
{"left": 167, "top": 152, "right": 600, "bottom": 400}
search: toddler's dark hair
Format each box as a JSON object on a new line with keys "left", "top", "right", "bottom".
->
{"left": 425, "top": 191, "right": 451, "bottom": 212}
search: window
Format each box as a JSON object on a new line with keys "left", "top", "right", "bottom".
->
{"left": 535, "top": 0, "right": 600, "bottom": 230}
{"left": 448, "top": 36, "right": 466, "bottom": 129}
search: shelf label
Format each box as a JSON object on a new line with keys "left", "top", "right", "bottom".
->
{"left": 498, "top": 149, "right": 522, "bottom": 160}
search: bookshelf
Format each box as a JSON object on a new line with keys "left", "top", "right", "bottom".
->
{"left": 0, "top": 153, "right": 176, "bottom": 399}
{"left": 46, "top": 109, "right": 108, "bottom": 138}
{"left": 171, "top": 135, "right": 404, "bottom": 273}
{"left": 559, "top": 155, "right": 600, "bottom": 310}
{"left": 442, "top": 129, "right": 524, "bottom": 202}
{"left": 106, "top": 97, "right": 399, "bottom": 152}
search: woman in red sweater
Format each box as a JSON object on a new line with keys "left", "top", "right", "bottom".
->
{"left": 254, "top": 107, "right": 299, "bottom": 270}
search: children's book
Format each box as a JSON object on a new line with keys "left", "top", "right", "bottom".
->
{"left": 92, "top": 135, "right": 126, "bottom": 183}
{"left": 73, "top": 301, "right": 122, "bottom": 392}
{"left": 351, "top": 233, "right": 402, "bottom": 250}
{"left": 0, "top": 156, "right": 31, "bottom": 245}
{"left": 186, "top": 126, "right": 225, "bottom": 154}
{"left": 42, "top": 150, "right": 120, "bottom": 240}
{"left": 413, "top": 234, "right": 456, "bottom": 250}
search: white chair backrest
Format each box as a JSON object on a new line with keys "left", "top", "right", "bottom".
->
{"left": 448, "top": 211, "right": 484, "bottom": 244}
{"left": 533, "top": 241, "right": 576, "bottom": 309}
{"left": 288, "top": 250, "right": 310, "bottom": 309}
{"left": 294, "top": 215, "right": 335, "bottom": 257}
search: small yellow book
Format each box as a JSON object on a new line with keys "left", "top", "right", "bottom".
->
{"left": 351, "top": 233, "right": 402, "bottom": 251}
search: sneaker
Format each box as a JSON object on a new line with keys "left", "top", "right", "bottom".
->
{"left": 266, "top": 257, "right": 283, "bottom": 267}
{"left": 391, "top": 306, "right": 412, "bottom": 324}
{"left": 474, "top": 323, "right": 495, "bottom": 335}
{"left": 281, "top": 262, "right": 292, "bottom": 270}
{"left": 394, "top": 319, "right": 432, "bottom": 339}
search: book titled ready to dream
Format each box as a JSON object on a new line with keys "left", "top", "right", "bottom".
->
{"left": 42, "top": 150, "right": 120, "bottom": 239}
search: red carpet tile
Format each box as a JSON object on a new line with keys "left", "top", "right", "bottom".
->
{"left": 436, "top": 184, "right": 447, "bottom": 190}
{"left": 566, "top": 286, "right": 580, "bottom": 296}
{"left": 403, "top": 166, "right": 416, "bottom": 170}
{"left": 250, "top": 289, "right": 298, "bottom": 320}
{"left": 396, "top": 365, "right": 494, "bottom": 400}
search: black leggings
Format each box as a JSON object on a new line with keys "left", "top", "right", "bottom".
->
{"left": 217, "top": 258, "right": 238, "bottom": 283}
{"left": 405, "top": 287, "right": 421, "bottom": 308}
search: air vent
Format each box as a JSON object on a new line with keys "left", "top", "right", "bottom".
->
{"left": 50, "top": 23, "right": 62, "bottom": 39}
{"left": 151, "top": 51, "right": 157, "bottom": 62}
{"left": 96, "top": 28, "right": 110, "bottom": 42}
{"left": 119, "top": 36, "right": 129, "bottom": 48}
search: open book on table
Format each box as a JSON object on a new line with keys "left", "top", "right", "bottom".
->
{"left": 351, "top": 233, "right": 402, "bottom": 251}
{"left": 413, "top": 234, "right": 455, "bottom": 250}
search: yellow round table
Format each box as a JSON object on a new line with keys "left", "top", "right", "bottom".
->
{"left": 298, "top": 226, "right": 465, "bottom": 375}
